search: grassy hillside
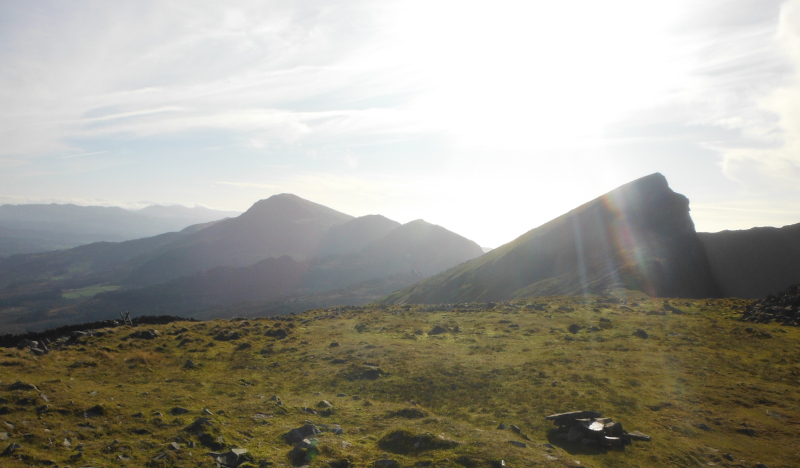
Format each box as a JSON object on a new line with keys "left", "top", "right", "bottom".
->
{"left": 0, "top": 294, "right": 798, "bottom": 467}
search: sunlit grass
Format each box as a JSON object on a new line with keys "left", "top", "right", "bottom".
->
{"left": 0, "top": 295, "right": 797, "bottom": 467}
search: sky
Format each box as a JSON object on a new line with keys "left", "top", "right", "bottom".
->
{"left": 1, "top": 0, "right": 799, "bottom": 248}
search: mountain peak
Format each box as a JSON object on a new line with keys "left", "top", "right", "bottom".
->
{"left": 241, "top": 194, "right": 353, "bottom": 223}
{"left": 380, "top": 173, "right": 720, "bottom": 304}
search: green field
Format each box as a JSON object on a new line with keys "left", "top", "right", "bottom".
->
{"left": 1, "top": 294, "right": 798, "bottom": 467}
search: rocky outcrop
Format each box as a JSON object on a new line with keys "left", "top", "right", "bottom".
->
{"left": 741, "top": 283, "right": 800, "bottom": 326}
{"left": 546, "top": 411, "right": 651, "bottom": 448}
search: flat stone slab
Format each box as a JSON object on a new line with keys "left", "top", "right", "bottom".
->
{"left": 626, "top": 430, "right": 651, "bottom": 441}
{"left": 545, "top": 411, "right": 602, "bottom": 425}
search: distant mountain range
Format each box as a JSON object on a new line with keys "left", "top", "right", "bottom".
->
{"left": 380, "top": 173, "right": 800, "bottom": 305}
{"left": 0, "top": 203, "right": 240, "bottom": 257}
{"left": 0, "top": 194, "right": 484, "bottom": 332}
{"left": 1, "top": 175, "right": 799, "bottom": 334}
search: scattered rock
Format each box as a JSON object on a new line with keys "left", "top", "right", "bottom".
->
{"left": 341, "top": 364, "right": 385, "bottom": 380}
{"left": 214, "top": 330, "right": 242, "bottom": 341}
{"left": 265, "top": 328, "right": 288, "bottom": 339}
{"left": 128, "top": 329, "right": 159, "bottom": 340}
{"left": 329, "top": 342, "right": 341, "bottom": 347}
{"left": 317, "top": 400, "right": 333, "bottom": 409}
{"left": 546, "top": 411, "right": 650, "bottom": 447}
{"left": 664, "top": 303, "right": 686, "bottom": 314}
{"left": 568, "top": 324, "right": 581, "bottom": 334}
{"left": 377, "top": 429, "right": 459, "bottom": 454}
{"left": 742, "top": 284, "right": 800, "bottom": 326}
{"left": 83, "top": 404, "right": 105, "bottom": 418}
{"left": 328, "top": 459, "right": 352, "bottom": 468}
{"left": 288, "top": 438, "right": 319, "bottom": 465}
{"left": 632, "top": 329, "right": 649, "bottom": 339}
{"left": 8, "top": 381, "right": 38, "bottom": 392}
{"left": 626, "top": 431, "right": 651, "bottom": 441}
{"left": 184, "top": 359, "right": 198, "bottom": 369}
{"left": 736, "top": 427, "right": 757, "bottom": 437}
{"left": 283, "top": 424, "right": 321, "bottom": 444}
{"left": 209, "top": 448, "right": 249, "bottom": 468}
{"left": 389, "top": 407, "right": 427, "bottom": 419}
{"left": 373, "top": 460, "right": 399, "bottom": 468}
{"left": 170, "top": 407, "right": 190, "bottom": 415}
{"left": 1, "top": 443, "right": 21, "bottom": 456}
{"left": 497, "top": 423, "right": 508, "bottom": 430}
{"left": 428, "top": 325, "right": 449, "bottom": 335}
{"left": 509, "top": 441, "right": 527, "bottom": 448}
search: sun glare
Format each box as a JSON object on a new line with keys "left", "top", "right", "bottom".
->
{"left": 381, "top": 0, "right": 690, "bottom": 149}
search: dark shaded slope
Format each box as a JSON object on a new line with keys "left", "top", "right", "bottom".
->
{"left": 83, "top": 256, "right": 312, "bottom": 315}
{"left": 319, "top": 215, "right": 401, "bottom": 256}
{"left": 122, "top": 194, "right": 353, "bottom": 285}
{"left": 304, "top": 219, "right": 485, "bottom": 292}
{"left": 699, "top": 223, "right": 800, "bottom": 299}
{"left": 380, "top": 173, "right": 720, "bottom": 304}
{"left": 0, "top": 230, "right": 190, "bottom": 292}
{"left": 64, "top": 220, "right": 483, "bottom": 319}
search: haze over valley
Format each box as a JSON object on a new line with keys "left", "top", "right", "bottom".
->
{"left": 2, "top": 2, "right": 800, "bottom": 468}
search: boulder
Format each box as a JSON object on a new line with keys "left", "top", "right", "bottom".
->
{"left": 8, "top": 381, "right": 39, "bottom": 392}
{"left": 288, "top": 438, "right": 318, "bottom": 465}
{"left": 1, "top": 443, "right": 21, "bottom": 456}
{"left": 209, "top": 448, "right": 249, "bottom": 468}
{"left": 283, "top": 424, "right": 321, "bottom": 444}
{"left": 128, "top": 330, "right": 159, "bottom": 340}
{"left": 83, "top": 404, "right": 105, "bottom": 418}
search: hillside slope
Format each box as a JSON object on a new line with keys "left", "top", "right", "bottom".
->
{"left": 699, "top": 222, "right": 800, "bottom": 298}
{"left": 380, "top": 173, "right": 721, "bottom": 304}
{"left": 65, "top": 220, "right": 484, "bottom": 318}
{"left": 0, "top": 297, "right": 795, "bottom": 468}
{"left": 122, "top": 194, "right": 354, "bottom": 285}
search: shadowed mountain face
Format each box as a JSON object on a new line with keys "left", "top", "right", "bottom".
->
{"left": 380, "top": 173, "right": 721, "bottom": 304}
{"left": 699, "top": 223, "right": 800, "bottom": 299}
{"left": 122, "top": 194, "right": 354, "bottom": 285}
{"left": 0, "top": 194, "right": 355, "bottom": 292}
{"left": 319, "top": 215, "right": 401, "bottom": 256}
{"left": 69, "top": 220, "right": 484, "bottom": 317}
{"left": 0, "top": 195, "right": 485, "bottom": 331}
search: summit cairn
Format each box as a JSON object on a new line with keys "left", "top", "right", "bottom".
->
{"left": 545, "top": 411, "right": 651, "bottom": 449}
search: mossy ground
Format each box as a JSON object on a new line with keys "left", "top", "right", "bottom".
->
{"left": 1, "top": 294, "right": 799, "bottom": 467}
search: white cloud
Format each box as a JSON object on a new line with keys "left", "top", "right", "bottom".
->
{"left": 715, "top": 0, "right": 800, "bottom": 191}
